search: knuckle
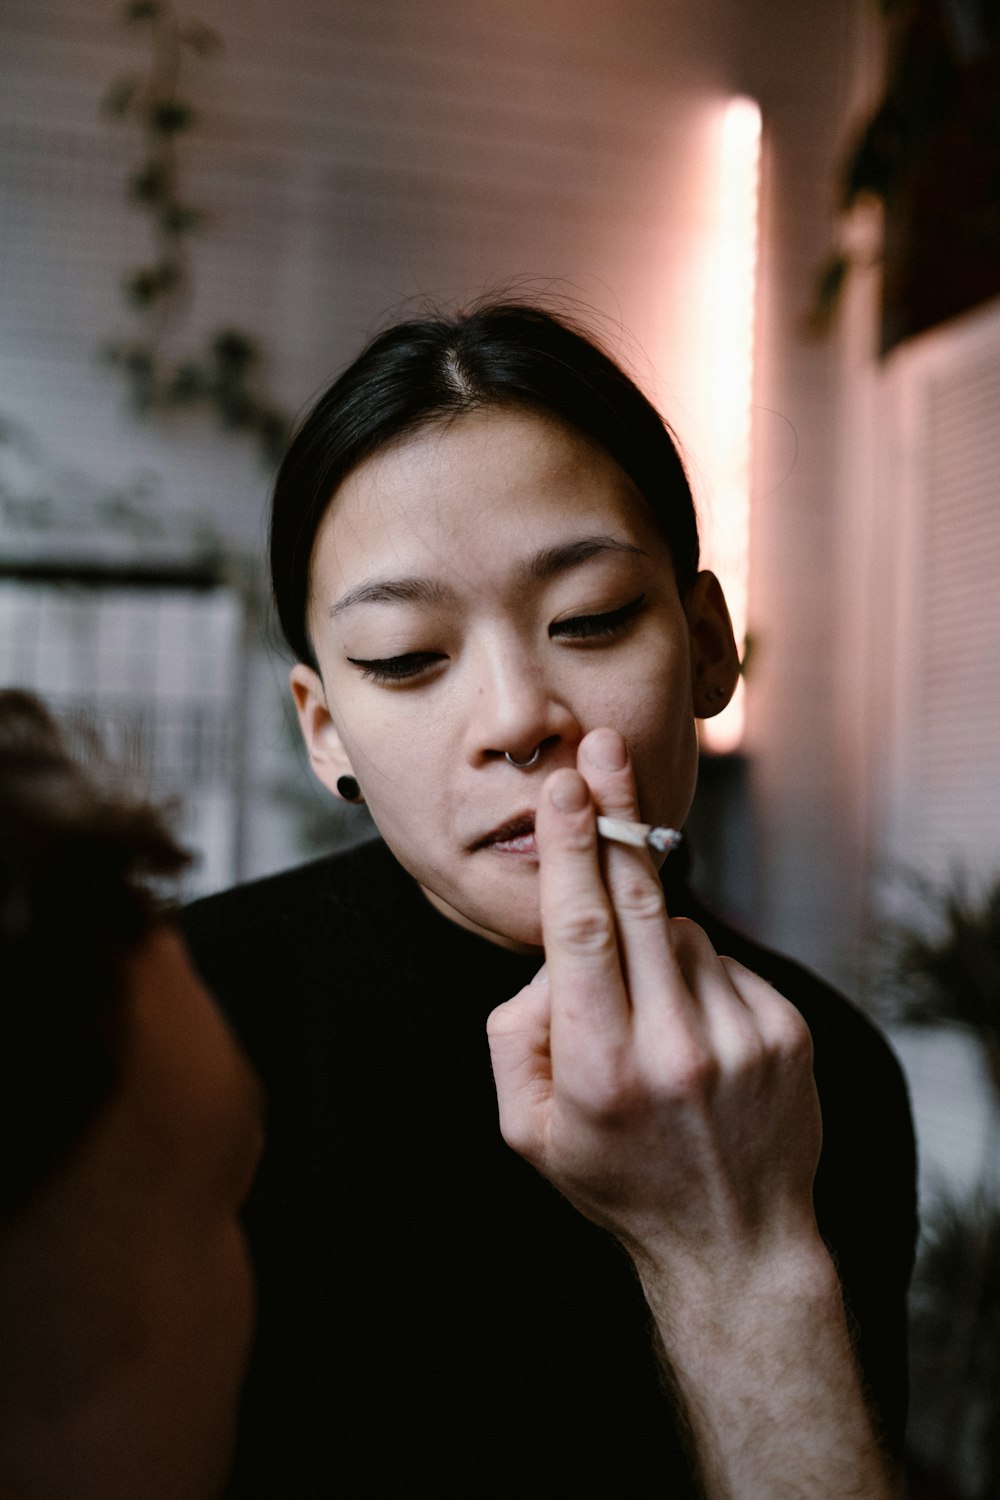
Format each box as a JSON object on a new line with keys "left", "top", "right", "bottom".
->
{"left": 552, "top": 904, "right": 616, "bottom": 957}
{"left": 497, "top": 1112, "right": 532, "bottom": 1156}
{"left": 498, "top": 1118, "right": 542, "bottom": 1166}
{"left": 660, "top": 1041, "right": 719, "bottom": 1100}
{"left": 666, "top": 915, "right": 711, "bottom": 951}
{"left": 763, "top": 1006, "right": 814, "bottom": 1072}
{"left": 779, "top": 1011, "right": 815, "bottom": 1065}
{"left": 613, "top": 873, "right": 665, "bottom": 924}
{"left": 486, "top": 1004, "right": 515, "bottom": 1041}
{"left": 581, "top": 1055, "right": 642, "bottom": 1123}
{"left": 555, "top": 825, "right": 596, "bottom": 857}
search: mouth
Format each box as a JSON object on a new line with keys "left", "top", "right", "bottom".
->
{"left": 470, "top": 812, "right": 537, "bottom": 856}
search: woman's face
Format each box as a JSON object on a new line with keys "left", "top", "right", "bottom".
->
{"left": 293, "top": 405, "right": 734, "bottom": 950}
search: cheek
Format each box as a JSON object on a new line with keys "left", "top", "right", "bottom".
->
{"left": 615, "top": 667, "right": 698, "bottom": 818}
{"left": 334, "top": 678, "right": 442, "bottom": 769}
{"left": 352, "top": 742, "right": 454, "bottom": 856}
{"left": 331, "top": 679, "right": 457, "bottom": 809}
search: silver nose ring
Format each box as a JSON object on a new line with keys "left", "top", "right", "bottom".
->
{"left": 505, "top": 746, "right": 541, "bottom": 769}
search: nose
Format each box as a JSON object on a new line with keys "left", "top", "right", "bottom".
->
{"left": 463, "top": 636, "right": 580, "bottom": 768}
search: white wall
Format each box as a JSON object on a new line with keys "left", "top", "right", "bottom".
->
{"left": 1, "top": 0, "right": 864, "bottom": 978}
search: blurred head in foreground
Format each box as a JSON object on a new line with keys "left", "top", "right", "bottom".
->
{"left": 0, "top": 689, "right": 262, "bottom": 1500}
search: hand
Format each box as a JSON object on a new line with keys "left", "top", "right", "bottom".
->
{"left": 487, "top": 726, "right": 825, "bottom": 1305}
{"left": 488, "top": 727, "right": 895, "bottom": 1498}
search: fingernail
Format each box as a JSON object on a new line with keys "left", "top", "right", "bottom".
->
{"left": 583, "top": 729, "right": 627, "bottom": 773}
{"left": 549, "top": 770, "right": 588, "bottom": 813}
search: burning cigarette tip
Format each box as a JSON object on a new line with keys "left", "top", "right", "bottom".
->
{"left": 596, "top": 816, "right": 683, "bottom": 854}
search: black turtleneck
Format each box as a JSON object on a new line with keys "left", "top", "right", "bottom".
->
{"left": 182, "top": 836, "right": 916, "bottom": 1497}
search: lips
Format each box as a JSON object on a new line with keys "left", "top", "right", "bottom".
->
{"left": 471, "top": 812, "right": 537, "bottom": 853}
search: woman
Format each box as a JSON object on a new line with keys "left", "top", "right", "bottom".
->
{"left": 183, "top": 302, "right": 917, "bottom": 1496}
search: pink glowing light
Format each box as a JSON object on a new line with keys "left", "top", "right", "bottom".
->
{"left": 698, "top": 95, "right": 761, "bottom": 755}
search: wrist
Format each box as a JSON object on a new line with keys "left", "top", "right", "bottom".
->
{"left": 634, "top": 1224, "right": 841, "bottom": 1350}
{"left": 636, "top": 1238, "right": 893, "bottom": 1500}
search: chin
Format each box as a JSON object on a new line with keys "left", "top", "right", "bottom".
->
{"left": 473, "top": 886, "right": 544, "bottom": 952}
{"left": 441, "top": 877, "right": 545, "bottom": 954}
{"left": 491, "top": 913, "right": 544, "bottom": 951}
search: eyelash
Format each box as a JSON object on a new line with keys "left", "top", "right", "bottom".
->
{"left": 346, "top": 651, "right": 443, "bottom": 683}
{"left": 550, "top": 593, "right": 646, "bottom": 641}
{"left": 347, "top": 595, "right": 646, "bottom": 684}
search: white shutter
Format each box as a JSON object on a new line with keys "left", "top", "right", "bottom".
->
{"left": 884, "top": 298, "right": 1000, "bottom": 889}
{"left": 0, "top": 576, "right": 245, "bottom": 899}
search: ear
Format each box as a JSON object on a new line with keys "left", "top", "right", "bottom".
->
{"left": 683, "top": 571, "right": 741, "bottom": 719}
{"left": 289, "top": 664, "right": 358, "bottom": 799}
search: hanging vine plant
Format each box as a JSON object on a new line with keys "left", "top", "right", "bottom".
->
{"left": 101, "top": 0, "right": 290, "bottom": 468}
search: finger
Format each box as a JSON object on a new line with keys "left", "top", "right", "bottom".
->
{"left": 576, "top": 728, "right": 676, "bottom": 1013}
{"left": 487, "top": 971, "right": 553, "bottom": 1160}
{"left": 580, "top": 727, "right": 675, "bottom": 886}
{"left": 655, "top": 918, "right": 759, "bottom": 1069}
{"left": 719, "top": 958, "right": 823, "bottom": 1180}
{"left": 720, "top": 956, "right": 816, "bottom": 1066}
{"left": 535, "top": 767, "right": 629, "bottom": 1049}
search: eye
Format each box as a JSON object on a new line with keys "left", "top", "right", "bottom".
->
{"left": 550, "top": 593, "right": 646, "bottom": 641}
{"left": 346, "top": 651, "right": 445, "bottom": 683}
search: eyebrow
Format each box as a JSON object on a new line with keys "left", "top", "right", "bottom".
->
{"left": 328, "top": 576, "right": 450, "bottom": 617}
{"left": 519, "top": 535, "right": 646, "bottom": 584}
{"left": 327, "top": 534, "right": 646, "bottom": 618}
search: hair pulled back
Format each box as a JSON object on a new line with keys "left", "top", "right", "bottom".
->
{"left": 270, "top": 301, "right": 700, "bottom": 668}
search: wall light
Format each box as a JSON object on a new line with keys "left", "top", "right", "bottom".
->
{"left": 697, "top": 94, "right": 761, "bottom": 755}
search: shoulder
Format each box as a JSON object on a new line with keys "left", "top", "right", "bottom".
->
{"left": 184, "top": 835, "right": 391, "bottom": 934}
{"left": 179, "top": 836, "right": 396, "bottom": 1020}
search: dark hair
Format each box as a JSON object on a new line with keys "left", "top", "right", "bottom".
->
{"left": 270, "top": 301, "right": 700, "bottom": 668}
{"left": 0, "top": 690, "right": 190, "bottom": 1222}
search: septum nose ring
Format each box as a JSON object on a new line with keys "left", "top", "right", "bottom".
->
{"left": 505, "top": 746, "right": 541, "bottom": 769}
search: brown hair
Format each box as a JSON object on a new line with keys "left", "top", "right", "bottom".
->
{"left": 0, "top": 690, "right": 190, "bottom": 1220}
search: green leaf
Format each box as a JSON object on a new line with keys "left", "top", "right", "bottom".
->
{"left": 156, "top": 260, "right": 181, "bottom": 293}
{"left": 160, "top": 204, "right": 203, "bottom": 235}
{"left": 129, "top": 161, "right": 169, "bottom": 203}
{"left": 168, "top": 361, "right": 209, "bottom": 402}
{"left": 124, "top": 263, "right": 178, "bottom": 306}
{"left": 123, "top": 0, "right": 161, "bottom": 22}
{"left": 148, "top": 100, "right": 195, "bottom": 136}
{"left": 96, "top": 492, "right": 162, "bottom": 539}
{"left": 124, "top": 268, "right": 161, "bottom": 307}
{"left": 99, "top": 339, "right": 126, "bottom": 367}
{"left": 4, "top": 495, "right": 56, "bottom": 530}
{"left": 123, "top": 346, "right": 155, "bottom": 377}
{"left": 180, "top": 21, "right": 224, "bottom": 56}
{"left": 842, "top": 107, "right": 903, "bottom": 206}
{"left": 211, "top": 329, "right": 257, "bottom": 370}
{"left": 804, "top": 253, "right": 850, "bottom": 337}
{"left": 215, "top": 390, "right": 253, "bottom": 428}
{"left": 881, "top": 871, "right": 1000, "bottom": 1061}
{"left": 102, "top": 74, "right": 140, "bottom": 118}
{"left": 258, "top": 410, "right": 290, "bottom": 466}
{"left": 738, "top": 631, "right": 755, "bottom": 680}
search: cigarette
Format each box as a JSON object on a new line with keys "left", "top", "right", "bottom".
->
{"left": 596, "top": 816, "right": 683, "bottom": 855}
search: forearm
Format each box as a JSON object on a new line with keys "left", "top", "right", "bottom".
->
{"left": 639, "top": 1241, "right": 897, "bottom": 1500}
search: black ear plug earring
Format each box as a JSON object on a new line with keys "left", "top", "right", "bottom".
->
{"left": 336, "top": 774, "right": 361, "bottom": 802}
